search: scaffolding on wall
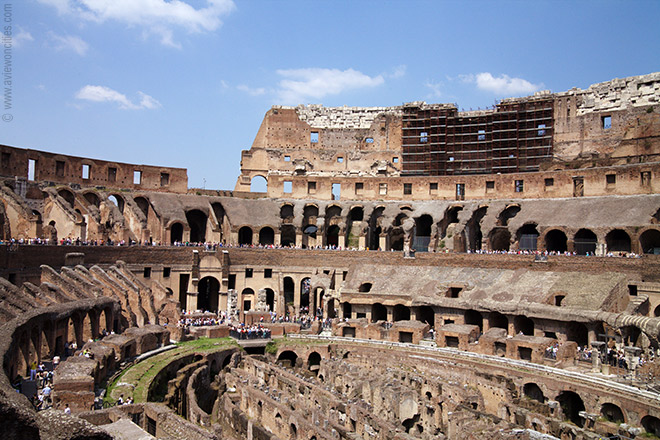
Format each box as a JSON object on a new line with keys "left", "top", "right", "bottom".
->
{"left": 401, "top": 99, "right": 554, "bottom": 176}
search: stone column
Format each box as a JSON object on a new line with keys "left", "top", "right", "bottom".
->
{"left": 590, "top": 341, "right": 606, "bottom": 372}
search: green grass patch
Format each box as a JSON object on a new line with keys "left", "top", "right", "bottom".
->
{"left": 104, "top": 337, "right": 237, "bottom": 406}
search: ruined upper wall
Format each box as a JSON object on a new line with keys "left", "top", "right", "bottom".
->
{"left": 0, "top": 144, "right": 188, "bottom": 193}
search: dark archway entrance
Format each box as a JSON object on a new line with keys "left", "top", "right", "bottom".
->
{"left": 517, "top": 224, "right": 539, "bottom": 251}
{"left": 170, "top": 223, "right": 184, "bottom": 244}
{"left": 186, "top": 209, "right": 207, "bottom": 243}
{"left": 198, "top": 276, "right": 220, "bottom": 312}
{"left": 640, "top": 229, "right": 660, "bottom": 254}
{"left": 606, "top": 229, "right": 631, "bottom": 253}
{"left": 238, "top": 226, "right": 253, "bottom": 245}
{"left": 393, "top": 304, "right": 410, "bottom": 321}
{"left": 557, "top": 391, "right": 585, "bottom": 427}
{"left": 259, "top": 227, "right": 275, "bottom": 245}
{"left": 326, "top": 225, "right": 340, "bottom": 247}
{"left": 413, "top": 215, "right": 433, "bottom": 252}
{"left": 372, "top": 303, "right": 387, "bottom": 322}
{"left": 544, "top": 229, "right": 567, "bottom": 253}
{"left": 574, "top": 229, "right": 597, "bottom": 255}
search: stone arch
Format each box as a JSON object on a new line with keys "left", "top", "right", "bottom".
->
{"left": 517, "top": 223, "right": 539, "bottom": 251}
{"left": 372, "top": 303, "right": 387, "bottom": 322}
{"left": 413, "top": 214, "right": 433, "bottom": 252}
{"left": 277, "top": 350, "right": 298, "bottom": 368}
{"left": 642, "top": 415, "right": 660, "bottom": 437}
{"left": 523, "top": 383, "right": 545, "bottom": 403}
{"left": 57, "top": 188, "right": 75, "bottom": 208}
{"left": 281, "top": 224, "right": 296, "bottom": 247}
{"left": 238, "top": 226, "right": 253, "bottom": 245}
{"left": 134, "top": 196, "right": 150, "bottom": 220}
{"left": 514, "top": 315, "right": 534, "bottom": 336}
{"left": 488, "top": 227, "right": 511, "bottom": 251}
{"left": 326, "top": 225, "right": 340, "bottom": 247}
{"left": 241, "top": 288, "right": 255, "bottom": 312}
{"left": 326, "top": 298, "right": 336, "bottom": 319}
{"left": 346, "top": 206, "right": 364, "bottom": 248}
{"left": 466, "top": 206, "right": 488, "bottom": 251}
{"left": 108, "top": 194, "right": 124, "bottom": 214}
{"left": 566, "top": 321, "right": 588, "bottom": 347}
{"left": 186, "top": 209, "right": 208, "bottom": 243}
{"left": 497, "top": 204, "right": 520, "bottom": 226}
{"left": 211, "top": 202, "right": 225, "bottom": 228}
{"left": 307, "top": 351, "right": 321, "bottom": 374}
{"left": 259, "top": 227, "right": 275, "bottom": 245}
{"left": 170, "top": 222, "right": 184, "bottom": 244}
{"left": 438, "top": 205, "right": 463, "bottom": 239}
{"left": 416, "top": 306, "right": 435, "bottom": 328}
{"left": 250, "top": 175, "right": 267, "bottom": 192}
{"left": 556, "top": 390, "right": 585, "bottom": 427}
{"left": 606, "top": 229, "right": 631, "bottom": 253}
{"left": 393, "top": 304, "right": 410, "bottom": 322}
{"left": 265, "top": 288, "right": 275, "bottom": 312}
{"left": 198, "top": 276, "right": 220, "bottom": 312}
{"left": 283, "top": 277, "right": 295, "bottom": 312}
{"left": 83, "top": 192, "right": 100, "bottom": 208}
{"left": 544, "top": 229, "right": 567, "bottom": 252}
{"left": 367, "top": 206, "right": 385, "bottom": 250}
{"left": 574, "top": 228, "right": 597, "bottom": 255}
{"left": 300, "top": 277, "right": 311, "bottom": 312}
{"left": 600, "top": 402, "right": 625, "bottom": 424}
{"left": 640, "top": 229, "right": 660, "bottom": 254}
{"left": 465, "top": 309, "right": 483, "bottom": 332}
{"left": 489, "top": 311, "right": 508, "bottom": 330}
{"left": 342, "top": 302, "right": 352, "bottom": 319}
{"left": 280, "top": 203, "right": 294, "bottom": 223}
{"left": 358, "top": 283, "right": 372, "bottom": 292}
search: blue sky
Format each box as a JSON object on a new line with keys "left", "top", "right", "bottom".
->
{"left": 3, "top": 0, "right": 660, "bottom": 190}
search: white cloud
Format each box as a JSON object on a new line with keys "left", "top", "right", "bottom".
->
{"left": 75, "top": 85, "right": 161, "bottom": 110}
{"left": 388, "top": 65, "right": 407, "bottom": 79}
{"left": 275, "top": 68, "right": 384, "bottom": 104}
{"left": 424, "top": 80, "right": 443, "bottom": 98}
{"left": 49, "top": 32, "right": 89, "bottom": 56}
{"left": 13, "top": 27, "right": 34, "bottom": 48}
{"left": 461, "top": 72, "right": 542, "bottom": 95}
{"left": 237, "top": 84, "right": 266, "bottom": 96}
{"left": 39, "top": 0, "right": 235, "bottom": 47}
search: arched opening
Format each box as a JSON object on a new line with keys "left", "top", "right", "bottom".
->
{"left": 276, "top": 350, "right": 298, "bottom": 368}
{"left": 326, "top": 225, "right": 340, "bottom": 247}
{"left": 307, "top": 351, "right": 321, "bottom": 374}
{"left": 556, "top": 391, "right": 585, "bottom": 427}
{"left": 621, "top": 325, "right": 641, "bottom": 346}
{"left": 514, "top": 315, "right": 534, "bottom": 336}
{"left": 489, "top": 311, "right": 508, "bottom": 330}
{"left": 134, "top": 196, "right": 150, "bottom": 220}
{"left": 250, "top": 175, "right": 267, "bottom": 192}
{"left": 416, "top": 306, "right": 435, "bottom": 328}
{"left": 346, "top": 206, "right": 364, "bottom": 248}
{"left": 640, "top": 229, "right": 660, "bottom": 254}
{"left": 544, "top": 229, "right": 567, "bottom": 252}
{"left": 197, "top": 277, "right": 220, "bottom": 312}
{"left": 259, "top": 227, "right": 275, "bottom": 245}
{"left": 280, "top": 224, "right": 296, "bottom": 247}
{"left": 280, "top": 203, "right": 294, "bottom": 223}
{"left": 265, "top": 288, "right": 275, "bottom": 312}
{"left": 489, "top": 228, "right": 511, "bottom": 251}
{"left": 393, "top": 304, "right": 410, "bottom": 322}
{"left": 600, "top": 403, "right": 625, "bottom": 424}
{"left": 413, "top": 214, "right": 433, "bottom": 252}
{"left": 654, "top": 304, "right": 660, "bottom": 317}
{"left": 389, "top": 228, "right": 405, "bottom": 251}
{"left": 465, "top": 309, "right": 483, "bottom": 333}
{"left": 170, "top": 222, "right": 184, "bottom": 244}
{"left": 517, "top": 224, "right": 539, "bottom": 251}
{"left": 497, "top": 205, "right": 520, "bottom": 226}
{"left": 241, "top": 288, "right": 254, "bottom": 312}
{"left": 368, "top": 206, "right": 385, "bottom": 250}
{"left": 523, "top": 383, "right": 545, "bottom": 403}
{"left": 372, "top": 303, "right": 387, "bottom": 322}
{"left": 358, "top": 283, "right": 372, "bottom": 292}
{"left": 342, "top": 302, "right": 352, "bottom": 319}
{"left": 211, "top": 202, "right": 225, "bottom": 230}
{"left": 283, "top": 277, "right": 295, "bottom": 312}
{"left": 642, "top": 415, "right": 660, "bottom": 437}
{"left": 438, "top": 206, "right": 463, "bottom": 239}
{"left": 466, "top": 206, "right": 488, "bottom": 251}
{"left": 108, "top": 194, "right": 124, "bottom": 214}
{"left": 83, "top": 192, "right": 100, "bottom": 208}
{"left": 326, "top": 298, "right": 336, "bottom": 319}
{"left": 238, "top": 226, "right": 253, "bottom": 246}
{"left": 58, "top": 188, "right": 75, "bottom": 208}
{"left": 566, "top": 322, "right": 588, "bottom": 347}
{"left": 574, "top": 229, "right": 597, "bottom": 255}
{"left": 606, "top": 229, "right": 631, "bottom": 253}
{"left": 300, "top": 278, "right": 311, "bottom": 313}
{"left": 186, "top": 209, "right": 207, "bottom": 243}
{"left": 302, "top": 204, "right": 319, "bottom": 248}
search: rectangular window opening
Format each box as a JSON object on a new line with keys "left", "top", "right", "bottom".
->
{"left": 55, "top": 160, "right": 65, "bottom": 177}
{"left": 365, "top": 137, "right": 374, "bottom": 143}
{"left": 486, "top": 180, "right": 495, "bottom": 190}
{"left": 515, "top": 180, "right": 524, "bottom": 193}
{"left": 355, "top": 182, "right": 364, "bottom": 194}
{"left": 429, "top": 182, "right": 438, "bottom": 193}
{"left": 477, "top": 129, "right": 486, "bottom": 141}
{"left": 379, "top": 183, "right": 388, "bottom": 195}
{"left": 82, "top": 164, "right": 90, "bottom": 180}
{"left": 133, "top": 170, "right": 142, "bottom": 185}
{"left": 537, "top": 124, "right": 546, "bottom": 136}
{"left": 403, "top": 183, "right": 412, "bottom": 195}
{"left": 228, "top": 274, "right": 236, "bottom": 290}
{"left": 420, "top": 132, "right": 428, "bottom": 143}
{"left": 283, "top": 181, "right": 293, "bottom": 193}
{"left": 602, "top": 115, "right": 612, "bottom": 130}
{"left": 160, "top": 172, "right": 169, "bottom": 186}
{"left": 337, "top": 157, "right": 344, "bottom": 163}
{"left": 163, "top": 267, "right": 171, "bottom": 278}
{"left": 456, "top": 183, "right": 465, "bottom": 200}
{"left": 108, "top": 167, "right": 117, "bottom": 183}
{"left": 641, "top": 171, "right": 652, "bottom": 186}
{"left": 1, "top": 152, "right": 10, "bottom": 170}
{"left": 332, "top": 183, "right": 341, "bottom": 200}
{"left": 307, "top": 181, "right": 316, "bottom": 194}
{"left": 264, "top": 268, "right": 272, "bottom": 278}
{"left": 284, "top": 155, "right": 291, "bottom": 162}
{"left": 392, "top": 157, "right": 399, "bottom": 163}
{"left": 143, "top": 267, "right": 151, "bottom": 278}
{"left": 606, "top": 174, "right": 616, "bottom": 185}
{"left": 544, "top": 178, "right": 554, "bottom": 187}
{"left": 310, "top": 132, "right": 319, "bottom": 143}
{"left": 28, "top": 159, "right": 36, "bottom": 181}
{"left": 245, "top": 268, "right": 253, "bottom": 278}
